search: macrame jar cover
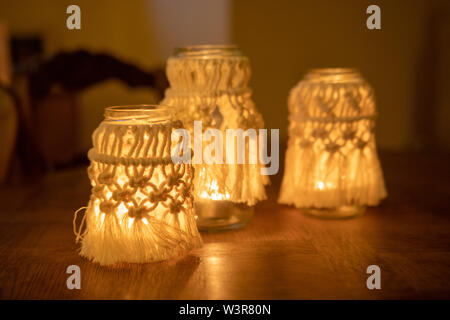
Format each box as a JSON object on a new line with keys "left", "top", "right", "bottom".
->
{"left": 76, "top": 105, "right": 202, "bottom": 265}
{"left": 279, "top": 69, "right": 387, "bottom": 212}
{"left": 162, "top": 45, "right": 269, "bottom": 206}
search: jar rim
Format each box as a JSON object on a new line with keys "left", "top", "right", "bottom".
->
{"left": 305, "top": 68, "right": 363, "bottom": 83}
{"left": 104, "top": 104, "right": 175, "bottom": 122}
{"left": 172, "top": 44, "right": 242, "bottom": 58}
{"left": 308, "top": 68, "right": 359, "bottom": 75}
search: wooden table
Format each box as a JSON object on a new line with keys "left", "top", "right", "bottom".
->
{"left": 1, "top": 152, "right": 449, "bottom": 299}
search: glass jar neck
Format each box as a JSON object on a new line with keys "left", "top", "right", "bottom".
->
{"left": 104, "top": 105, "right": 173, "bottom": 124}
{"left": 172, "top": 45, "right": 242, "bottom": 59}
{"left": 166, "top": 45, "right": 250, "bottom": 93}
{"left": 305, "top": 68, "right": 363, "bottom": 83}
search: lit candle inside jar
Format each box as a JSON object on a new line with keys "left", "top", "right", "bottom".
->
{"left": 75, "top": 105, "right": 202, "bottom": 265}
{"left": 200, "top": 180, "right": 230, "bottom": 201}
{"left": 279, "top": 69, "right": 387, "bottom": 219}
{"left": 162, "top": 45, "right": 268, "bottom": 231}
{"left": 194, "top": 168, "right": 254, "bottom": 231}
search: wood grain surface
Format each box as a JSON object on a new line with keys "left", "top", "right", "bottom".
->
{"left": 0, "top": 152, "right": 449, "bottom": 299}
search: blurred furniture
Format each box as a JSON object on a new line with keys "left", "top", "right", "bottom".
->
{"left": 0, "top": 86, "right": 17, "bottom": 183}
{"left": 5, "top": 49, "right": 169, "bottom": 177}
{"left": 0, "top": 152, "right": 449, "bottom": 299}
{"left": 0, "top": 23, "right": 43, "bottom": 184}
{"left": 0, "top": 22, "right": 15, "bottom": 184}
{"left": 27, "top": 50, "right": 168, "bottom": 169}
{"left": 0, "top": 21, "right": 12, "bottom": 86}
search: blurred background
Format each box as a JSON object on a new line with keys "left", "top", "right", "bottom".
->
{"left": 0, "top": 0, "right": 449, "bottom": 184}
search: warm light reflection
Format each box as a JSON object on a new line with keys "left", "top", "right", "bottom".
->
{"left": 200, "top": 180, "right": 230, "bottom": 201}
{"left": 315, "top": 181, "right": 335, "bottom": 191}
{"left": 117, "top": 177, "right": 126, "bottom": 187}
{"left": 209, "top": 256, "right": 220, "bottom": 264}
{"left": 117, "top": 203, "right": 128, "bottom": 218}
{"left": 128, "top": 217, "right": 135, "bottom": 229}
{"left": 203, "top": 248, "right": 227, "bottom": 299}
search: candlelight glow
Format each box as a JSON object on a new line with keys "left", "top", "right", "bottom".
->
{"left": 128, "top": 217, "right": 134, "bottom": 229}
{"left": 75, "top": 105, "right": 202, "bottom": 265}
{"left": 279, "top": 69, "right": 387, "bottom": 217}
{"left": 117, "top": 203, "right": 128, "bottom": 218}
{"left": 162, "top": 45, "right": 267, "bottom": 230}
{"left": 200, "top": 180, "right": 231, "bottom": 201}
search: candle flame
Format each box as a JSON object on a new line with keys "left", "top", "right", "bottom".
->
{"left": 316, "top": 181, "right": 325, "bottom": 190}
{"left": 200, "top": 180, "right": 230, "bottom": 200}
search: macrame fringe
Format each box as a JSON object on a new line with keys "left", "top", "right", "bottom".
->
{"left": 194, "top": 163, "right": 268, "bottom": 205}
{"left": 73, "top": 206, "right": 87, "bottom": 243}
{"left": 78, "top": 206, "right": 202, "bottom": 266}
{"left": 279, "top": 144, "right": 387, "bottom": 208}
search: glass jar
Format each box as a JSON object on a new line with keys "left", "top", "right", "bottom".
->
{"left": 279, "top": 69, "right": 387, "bottom": 219}
{"left": 162, "top": 45, "right": 268, "bottom": 231}
{"left": 77, "top": 105, "right": 202, "bottom": 265}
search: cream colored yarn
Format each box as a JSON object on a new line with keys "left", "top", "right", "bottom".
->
{"left": 279, "top": 69, "right": 387, "bottom": 208}
{"left": 76, "top": 117, "right": 202, "bottom": 266}
{"left": 162, "top": 47, "right": 269, "bottom": 205}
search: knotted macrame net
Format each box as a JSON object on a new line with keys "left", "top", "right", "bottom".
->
{"left": 279, "top": 69, "right": 387, "bottom": 208}
{"left": 75, "top": 115, "right": 202, "bottom": 266}
{"left": 162, "top": 47, "right": 269, "bottom": 205}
